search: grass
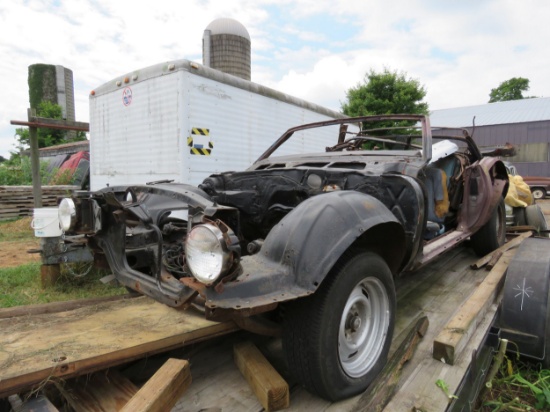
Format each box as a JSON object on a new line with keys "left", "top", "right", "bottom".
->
{"left": 0, "top": 217, "right": 36, "bottom": 241}
{"left": 0, "top": 217, "right": 126, "bottom": 308}
{"left": 0, "top": 262, "right": 126, "bottom": 308}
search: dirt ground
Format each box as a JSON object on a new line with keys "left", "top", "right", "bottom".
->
{"left": 0, "top": 217, "right": 40, "bottom": 269}
{"left": 0, "top": 200, "right": 548, "bottom": 270}
{"left": 0, "top": 239, "right": 41, "bottom": 268}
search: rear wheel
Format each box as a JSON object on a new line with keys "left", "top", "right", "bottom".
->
{"left": 531, "top": 188, "right": 545, "bottom": 200}
{"left": 283, "top": 251, "right": 395, "bottom": 401}
{"left": 471, "top": 199, "right": 506, "bottom": 256}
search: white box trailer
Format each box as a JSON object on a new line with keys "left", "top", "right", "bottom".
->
{"left": 89, "top": 59, "right": 346, "bottom": 191}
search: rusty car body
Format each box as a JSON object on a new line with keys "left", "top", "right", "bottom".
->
{"left": 58, "top": 115, "right": 509, "bottom": 400}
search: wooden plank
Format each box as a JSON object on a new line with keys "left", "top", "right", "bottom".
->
{"left": 433, "top": 248, "right": 517, "bottom": 365}
{"left": 0, "top": 295, "right": 134, "bottom": 319}
{"left": 385, "top": 303, "right": 499, "bottom": 411}
{"left": 352, "top": 316, "right": 429, "bottom": 412}
{"left": 0, "top": 297, "right": 239, "bottom": 397}
{"left": 120, "top": 358, "right": 191, "bottom": 412}
{"left": 234, "top": 341, "right": 289, "bottom": 411}
{"left": 470, "top": 230, "right": 532, "bottom": 270}
{"left": 56, "top": 369, "right": 138, "bottom": 412}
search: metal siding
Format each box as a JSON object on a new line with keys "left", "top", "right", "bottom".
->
{"left": 90, "top": 73, "right": 181, "bottom": 190}
{"left": 183, "top": 73, "right": 342, "bottom": 186}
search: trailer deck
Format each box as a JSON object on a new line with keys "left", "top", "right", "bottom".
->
{"left": 0, "top": 244, "right": 506, "bottom": 411}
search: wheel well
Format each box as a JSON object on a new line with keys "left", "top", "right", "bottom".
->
{"left": 347, "top": 221, "right": 406, "bottom": 276}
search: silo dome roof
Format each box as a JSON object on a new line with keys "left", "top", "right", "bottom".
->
{"left": 205, "top": 18, "right": 250, "bottom": 41}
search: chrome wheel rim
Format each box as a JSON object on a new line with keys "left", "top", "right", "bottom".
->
{"left": 338, "top": 277, "right": 390, "bottom": 378}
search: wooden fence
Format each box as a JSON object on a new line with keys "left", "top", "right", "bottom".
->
{"left": 0, "top": 185, "right": 78, "bottom": 221}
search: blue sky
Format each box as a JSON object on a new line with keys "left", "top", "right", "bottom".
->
{"left": 1, "top": 0, "right": 549, "bottom": 159}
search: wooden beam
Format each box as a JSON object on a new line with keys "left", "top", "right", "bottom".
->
{"left": 234, "top": 341, "right": 289, "bottom": 411}
{"left": 120, "top": 359, "right": 191, "bottom": 412}
{"left": 0, "top": 294, "right": 134, "bottom": 319}
{"left": 352, "top": 316, "right": 429, "bottom": 412}
{"left": 433, "top": 248, "right": 517, "bottom": 365}
{"left": 470, "top": 230, "right": 532, "bottom": 270}
{"left": 56, "top": 369, "right": 138, "bottom": 412}
{"left": 10, "top": 117, "right": 89, "bottom": 132}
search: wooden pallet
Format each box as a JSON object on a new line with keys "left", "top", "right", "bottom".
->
{"left": 0, "top": 185, "right": 78, "bottom": 220}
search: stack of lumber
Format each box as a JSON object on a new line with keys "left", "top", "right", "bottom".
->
{"left": 0, "top": 185, "right": 78, "bottom": 220}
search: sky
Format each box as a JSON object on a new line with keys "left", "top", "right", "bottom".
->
{"left": 1, "top": 0, "right": 549, "bottom": 159}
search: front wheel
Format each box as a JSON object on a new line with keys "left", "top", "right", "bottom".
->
{"left": 282, "top": 251, "right": 395, "bottom": 401}
{"left": 471, "top": 199, "right": 506, "bottom": 256}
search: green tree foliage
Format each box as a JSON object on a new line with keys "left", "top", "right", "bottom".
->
{"left": 342, "top": 68, "right": 429, "bottom": 117}
{"left": 341, "top": 68, "right": 429, "bottom": 143}
{"left": 489, "top": 77, "right": 530, "bottom": 103}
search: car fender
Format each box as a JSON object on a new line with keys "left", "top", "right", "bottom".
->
{"left": 203, "top": 191, "right": 406, "bottom": 310}
{"left": 261, "top": 190, "right": 406, "bottom": 287}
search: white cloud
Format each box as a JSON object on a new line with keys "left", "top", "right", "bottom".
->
{"left": 1, "top": 0, "right": 549, "bottom": 160}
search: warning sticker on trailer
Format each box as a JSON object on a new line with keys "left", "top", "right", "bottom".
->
{"left": 188, "top": 128, "right": 213, "bottom": 155}
{"left": 122, "top": 87, "right": 133, "bottom": 106}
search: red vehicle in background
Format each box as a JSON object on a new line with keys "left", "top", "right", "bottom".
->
{"left": 50, "top": 151, "right": 90, "bottom": 189}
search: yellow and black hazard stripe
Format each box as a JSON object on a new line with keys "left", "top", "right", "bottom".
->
{"left": 191, "top": 127, "right": 209, "bottom": 136}
{"left": 188, "top": 128, "right": 213, "bottom": 155}
{"left": 190, "top": 147, "right": 212, "bottom": 155}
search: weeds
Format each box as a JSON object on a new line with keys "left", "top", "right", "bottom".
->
{"left": 478, "top": 353, "right": 550, "bottom": 411}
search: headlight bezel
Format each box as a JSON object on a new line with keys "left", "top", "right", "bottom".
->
{"left": 185, "top": 221, "right": 239, "bottom": 286}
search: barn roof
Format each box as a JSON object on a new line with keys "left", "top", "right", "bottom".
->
{"left": 430, "top": 97, "right": 550, "bottom": 128}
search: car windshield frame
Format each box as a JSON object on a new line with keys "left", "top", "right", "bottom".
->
{"left": 256, "top": 114, "right": 433, "bottom": 163}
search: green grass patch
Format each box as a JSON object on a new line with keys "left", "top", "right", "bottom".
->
{"left": 478, "top": 355, "right": 550, "bottom": 411}
{"left": 0, "top": 262, "right": 126, "bottom": 308}
{"left": 0, "top": 217, "right": 36, "bottom": 241}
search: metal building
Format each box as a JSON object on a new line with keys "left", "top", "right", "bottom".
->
{"left": 430, "top": 97, "right": 550, "bottom": 176}
{"left": 203, "top": 18, "right": 251, "bottom": 81}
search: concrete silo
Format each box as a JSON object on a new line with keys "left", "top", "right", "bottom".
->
{"left": 28, "top": 63, "right": 75, "bottom": 122}
{"left": 203, "top": 18, "right": 251, "bottom": 81}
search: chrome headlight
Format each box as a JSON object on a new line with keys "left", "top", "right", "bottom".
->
{"left": 185, "top": 222, "right": 237, "bottom": 285}
{"left": 58, "top": 198, "right": 77, "bottom": 231}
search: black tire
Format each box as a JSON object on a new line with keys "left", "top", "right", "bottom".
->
{"left": 531, "top": 188, "right": 545, "bottom": 200}
{"left": 497, "top": 238, "right": 550, "bottom": 367}
{"left": 525, "top": 204, "right": 549, "bottom": 238}
{"left": 471, "top": 199, "right": 506, "bottom": 256}
{"left": 282, "top": 251, "right": 395, "bottom": 401}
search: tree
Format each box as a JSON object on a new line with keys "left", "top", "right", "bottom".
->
{"left": 341, "top": 68, "right": 429, "bottom": 143}
{"left": 488, "top": 77, "right": 530, "bottom": 103}
{"left": 342, "top": 68, "right": 429, "bottom": 118}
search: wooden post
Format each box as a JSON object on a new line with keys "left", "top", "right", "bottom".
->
{"left": 28, "top": 108, "right": 42, "bottom": 208}
{"left": 40, "top": 263, "right": 60, "bottom": 288}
